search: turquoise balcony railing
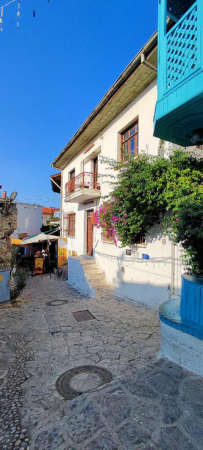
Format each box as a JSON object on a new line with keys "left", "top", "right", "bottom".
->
{"left": 166, "top": 4, "right": 198, "bottom": 92}
{"left": 154, "top": 0, "right": 203, "bottom": 147}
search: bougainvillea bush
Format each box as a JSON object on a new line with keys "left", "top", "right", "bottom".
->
{"left": 96, "top": 150, "right": 203, "bottom": 276}
{"left": 94, "top": 201, "right": 117, "bottom": 244}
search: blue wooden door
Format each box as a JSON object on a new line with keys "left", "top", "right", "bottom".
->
{"left": 0, "top": 270, "right": 10, "bottom": 302}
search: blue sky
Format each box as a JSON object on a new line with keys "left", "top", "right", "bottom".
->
{"left": 1, "top": 0, "right": 157, "bottom": 207}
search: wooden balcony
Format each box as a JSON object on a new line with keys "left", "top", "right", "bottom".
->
{"left": 65, "top": 172, "right": 101, "bottom": 203}
{"left": 154, "top": 0, "right": 203, "bottom": 147}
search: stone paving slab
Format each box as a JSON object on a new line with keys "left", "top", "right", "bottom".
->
{"left": 29, "top": 359, "right": 203, "bottom": 450}
{"left": 0, "top": 274, "right": 202, "bottom": 449}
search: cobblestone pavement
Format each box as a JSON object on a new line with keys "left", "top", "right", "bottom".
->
{"left": 0, "top": 274, "right": 203, "bottom": 449}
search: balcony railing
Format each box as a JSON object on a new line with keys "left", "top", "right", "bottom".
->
{"left": 65, "top": 172, "right": 101, "bottom": 197}
{"left": 165, "top": 1, "right": 198, "bottom": 94}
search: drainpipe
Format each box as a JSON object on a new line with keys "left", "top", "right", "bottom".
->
{"left": 171, "top": 241, "right": 175, "bottom": 296}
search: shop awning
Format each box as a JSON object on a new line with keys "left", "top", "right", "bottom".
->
{"left": 10, "top": 238, "right": 22, "bottom": 245}
{"left": 21, "top": 233, "right": 60, "bottom": 246}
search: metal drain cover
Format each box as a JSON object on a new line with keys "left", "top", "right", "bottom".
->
{"left": 56, "top": 365, "right": 113, "bottom": 400}
{"left": 46, "top": 300, "right": 68, "bottom": 306}
{"left": 72, "top": 310, "right": 96, "bottom": 322}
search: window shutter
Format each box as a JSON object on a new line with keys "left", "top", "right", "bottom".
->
{"left": 63, "top": 213, "right": 75, "bottom": 237}
{"left": 91, "top": 212, "right": 97, "bottom": 225}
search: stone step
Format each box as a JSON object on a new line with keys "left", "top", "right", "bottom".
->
{"left": 80, "top": 260, "right": 97, "bottom": 266}
{"left": 90, "top": 280, "right": 110, "bottom": 288}
{"left": 86, "top": 273, "right": 107, "bottom": 281}
{"left": 77, "top": 256, "right": 113, "bottom": 293}
{"left": 84, "top": 267, "right": 103, "bottom": 274}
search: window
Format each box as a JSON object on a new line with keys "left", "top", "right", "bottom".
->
{"left": 69, "top": 169, "right": 75, "bottom": 180}
{"left": 121, "top": 120, "right": 139, "bottom": 160}
{"left": 135, "top": 234, "right": 145, "bottom": 245}
{"left": 64, "top": 213, "right": 75, "bottom": 237}
{"left": 101, "top": 229, "right": 114, "bottom": 243}
{"left": 68, "top": 169, "right": 75, "bottom": 193}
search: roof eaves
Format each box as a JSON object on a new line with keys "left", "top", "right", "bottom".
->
{"left": 51, "top": 30, "right": 158, "bottom": 170}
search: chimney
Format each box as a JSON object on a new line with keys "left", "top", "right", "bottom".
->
{"left": 3, "top": 191, "right": 7, "bottom": 199}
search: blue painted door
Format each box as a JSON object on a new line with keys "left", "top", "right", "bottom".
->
{"left": 0, "top": 270, "right": 10, "bottom": 302}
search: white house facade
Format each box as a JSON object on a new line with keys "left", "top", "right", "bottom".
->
{"left": 52, "top": 32, "right": 183, "bottom": 310}
{"left": 11, "top": 202, "right": 43, "bottom": 239}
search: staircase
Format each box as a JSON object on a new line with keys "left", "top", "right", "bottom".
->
{"left": 78, "top": 256, "right": 112, "bottom": 291}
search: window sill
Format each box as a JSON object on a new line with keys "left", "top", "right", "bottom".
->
{"left": 102, "top": 240, "right": 115, "bottom": 245}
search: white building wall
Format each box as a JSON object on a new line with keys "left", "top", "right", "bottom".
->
{"left": 61, "top": 79, "right": 183, "bottom": 310}
{"left": 42, "top": 214, "right": 51, "bottom": 226}
{"left": 94, "top": 224, "right": 182, "bottom": 310}
{"left": 11, "top": 203, "right": 43, "bottom": 239}
{"left": 161, "top": 322, "right": 203, "bottom": 377}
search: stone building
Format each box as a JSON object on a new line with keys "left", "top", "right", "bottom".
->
{"left": 0, "top": 198, "right": 17, "bottom": 269}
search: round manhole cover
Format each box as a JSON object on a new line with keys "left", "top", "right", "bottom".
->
{"left": 55, "top": 365, "right": 113, "bottom": 400}
{"left": 46, "top": 300, "right": 68, "bottom": 306}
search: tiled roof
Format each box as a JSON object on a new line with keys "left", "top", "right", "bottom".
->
{"left": 42, "top": 207, "right": 60, "bottom": 214}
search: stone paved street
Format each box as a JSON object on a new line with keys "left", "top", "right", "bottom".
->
{"left": 0, "top": 274, "right": 203, "bottom": 449}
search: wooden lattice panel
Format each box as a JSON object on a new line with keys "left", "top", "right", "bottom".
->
{"left": 167, "top": 0, "right": 195, "bottom": 20}
{"left": 166, "top": 3, "right": 198, "bottom": 91}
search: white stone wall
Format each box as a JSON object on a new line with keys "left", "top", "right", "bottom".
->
{"left": 68, "top": 257, "right": 96, "bottom": 297}
{"left": 161, "top": 321, "right": 203, "bottom": 377}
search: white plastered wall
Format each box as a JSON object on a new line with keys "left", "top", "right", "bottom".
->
{"left": 161, "top": 322, "right": 203, "bottom": 377}
{"left": 11, "top": 203, "right": 43, "bottom": 239}
{"left": 61, "top": 79, "right": 183, "bottom": 309}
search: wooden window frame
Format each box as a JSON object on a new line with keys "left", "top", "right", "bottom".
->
{"left": 63, "top": 213, "right": 75, "bottom": 238}
{"left": 101, "top": 230, "right": 115, "bottom": 244}
{"left": 121, "top": 120, "right": 139, "bottom": 161}
{"left": 69, "top": 169, "right": 75, "bottom": 180}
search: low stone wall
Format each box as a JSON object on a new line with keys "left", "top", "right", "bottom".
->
{"left": 160, "top": 321, "right": 203, "bottom": 377}
{"left": 0, "top": 200, "right": 17, "bottom": 269}
{"left": 68, "top": 257, "right": 96, "bottom": 297}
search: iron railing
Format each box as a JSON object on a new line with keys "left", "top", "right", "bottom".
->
{"left": 65, "top": 172, "right": 101, "bottom": 196}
